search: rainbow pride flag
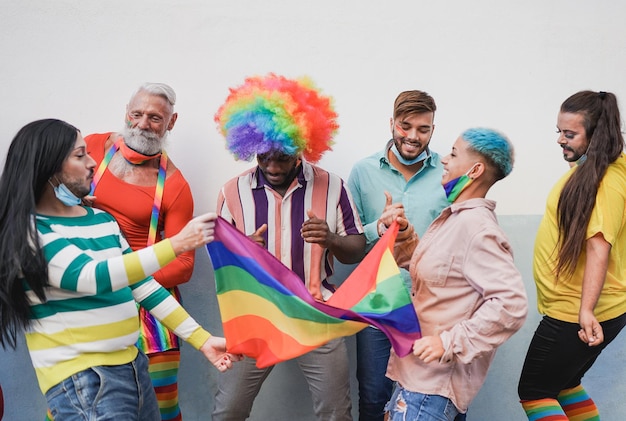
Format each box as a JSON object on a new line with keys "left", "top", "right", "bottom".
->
{"left": 206, "top": 216, "right": 421, "bottom": 368}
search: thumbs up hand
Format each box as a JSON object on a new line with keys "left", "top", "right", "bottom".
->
{"left": 249, "top": 224, "right": 268, "bottom": 247}
{"left": 377, "top": 191, "right": 409, "bottom": 235}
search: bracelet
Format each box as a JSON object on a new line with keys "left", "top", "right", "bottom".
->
{"left": 378, "top": 221, "right": 388, "bottom": 237}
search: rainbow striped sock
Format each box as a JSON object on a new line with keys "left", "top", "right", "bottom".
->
{"left": 148, "top": 350, "right": 182, "bottom": 421}
{"left": 557, "top": 385, "right": 600, "bottom": 421}
{"left": 521, "top": 398, "right": 568, "bottom": 420}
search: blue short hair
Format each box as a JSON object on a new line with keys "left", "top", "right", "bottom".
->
{"left": 462, "top": 127, "right": 514, "bottom": 180}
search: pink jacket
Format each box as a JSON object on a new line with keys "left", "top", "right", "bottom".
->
{"left": 386, "top": 198, "right": 528, "bottom": 412}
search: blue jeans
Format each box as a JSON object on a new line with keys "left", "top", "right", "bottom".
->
{"left": 45, "top": 351, "right": 160, "bottom": 421}
{"left": 213, "top": 338, "right": 352, "bottom": 421}
{"left": 385, "top": 385, "right": 461, "bottom": 421}
{"left": 356, "top": 326, "right": 393, "bottom": 421}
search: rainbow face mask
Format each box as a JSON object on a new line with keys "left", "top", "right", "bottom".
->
{"left": 442, "top": 165, "right": 477, "bottom": 203}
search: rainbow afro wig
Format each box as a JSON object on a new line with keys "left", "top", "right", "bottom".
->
{"left": 214, "top": 73, "right": 338, "bottom": 163}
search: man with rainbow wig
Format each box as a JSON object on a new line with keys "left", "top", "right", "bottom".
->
{"left": 212, "top": 73, "right": 366, "bottom": 421}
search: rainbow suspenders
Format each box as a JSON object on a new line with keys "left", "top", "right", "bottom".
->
{"left": 91, "top": 138, "right": 180, "bottom": 353}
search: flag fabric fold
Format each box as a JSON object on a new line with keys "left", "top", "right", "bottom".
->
{"left": 206, "top": 216, "right": 421, "bottom": 368}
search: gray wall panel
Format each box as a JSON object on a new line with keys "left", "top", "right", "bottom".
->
{"left": 3, "top": 215, "right": 626, "bottom": 420}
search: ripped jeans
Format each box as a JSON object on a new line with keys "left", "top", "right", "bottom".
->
{"left": 385, "top": 384, "right": 461, "bottom": 421}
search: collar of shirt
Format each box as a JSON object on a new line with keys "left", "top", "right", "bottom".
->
{"left": 446, "top": 197, "right": 497, "bottom": 216}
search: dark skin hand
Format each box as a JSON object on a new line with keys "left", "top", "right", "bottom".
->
{"left": 248, "top": 210, "right": 365, "bottom": 264}
{"left": 249, "top": 224, "right": 268, "bottom": 247}
{"left": 301, "top": 209, "right": 365, "bottom": 264}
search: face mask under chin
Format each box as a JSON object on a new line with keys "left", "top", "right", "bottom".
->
{"left": 390, "top": 142, "right": 428, "bottom": 166}
{"left": 442, "top": 164, "right": 478, "bottom": 203}
{"left": 49, "top": 179, "right": 81, "bottom": 206}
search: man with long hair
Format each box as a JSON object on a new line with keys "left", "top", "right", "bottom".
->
{"left": 518, "top": 90, "right": 626, "bottom": 419}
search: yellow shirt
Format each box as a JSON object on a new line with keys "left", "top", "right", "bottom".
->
{"left": 534, "top": 153, "right": 626, "bottom": 322}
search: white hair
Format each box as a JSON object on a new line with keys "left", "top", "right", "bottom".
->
{"left": 130, "top": 82, "right": 176, "bottom": 108}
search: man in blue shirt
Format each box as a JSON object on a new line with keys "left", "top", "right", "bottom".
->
{"left": 347, "top": 90, "right": 449, "bottom": 421}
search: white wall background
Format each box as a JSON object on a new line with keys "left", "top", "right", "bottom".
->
{"left": 2, "top": 0, "right": 625, "bottom": 216}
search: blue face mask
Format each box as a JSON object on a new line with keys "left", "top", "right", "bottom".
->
{"left": 49, "top": 179, "right": 81, "bottom": 206}
{"left": 390, "top": 143, "right": 429, "bottom": 166}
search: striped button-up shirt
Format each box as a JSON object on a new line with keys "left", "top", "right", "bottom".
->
{"left": 217, "top": 160, "right": 363, "bottom": 299}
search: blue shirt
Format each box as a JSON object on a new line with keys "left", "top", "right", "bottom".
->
{"left": 348, "top": 140, "right": 448, "bottom": 284}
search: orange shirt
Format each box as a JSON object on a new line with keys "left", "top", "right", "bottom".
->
{"left": 86, "top": 132, "right": 195, "bottom": 288}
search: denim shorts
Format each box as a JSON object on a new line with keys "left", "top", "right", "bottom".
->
{"left": 385, "top": 384, "right": 460, "bottom": 421}
{"left": 45, "top": 350, "right": 160, "bottom": 421}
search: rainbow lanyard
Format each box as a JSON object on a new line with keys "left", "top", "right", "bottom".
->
{"left": 91, "top": 137, "right": 167, "bottom": 245}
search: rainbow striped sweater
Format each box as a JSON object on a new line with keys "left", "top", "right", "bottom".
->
{"left": 28, "top": 207, "right": 210, "bottom": 394}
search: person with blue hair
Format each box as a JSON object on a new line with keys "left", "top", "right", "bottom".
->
{"left": 377, "top": 127, "right": 528, "bottom": 420}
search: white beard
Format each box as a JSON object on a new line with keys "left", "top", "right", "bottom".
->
{"left": 122, "top": 126, "right": 168, "bottom": 156}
